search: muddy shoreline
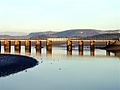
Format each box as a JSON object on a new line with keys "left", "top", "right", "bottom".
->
{"left": 0, "top": 54, "right": 38, "bottom": 77}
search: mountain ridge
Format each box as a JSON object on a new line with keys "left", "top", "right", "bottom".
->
{"left": 0, "top": 29, "right": 120, "bottom": 39}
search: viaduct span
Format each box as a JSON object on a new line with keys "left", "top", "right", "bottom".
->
{"left": 0, "top": 38, "right": 119, "bottom": 56}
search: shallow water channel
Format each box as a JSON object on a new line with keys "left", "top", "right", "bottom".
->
{"left": 0, "top": 46, "right": 120, "bottom": 90}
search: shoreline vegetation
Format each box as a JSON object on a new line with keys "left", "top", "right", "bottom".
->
{"left": 0, "top": 54, "right": 38, "bottom": 77}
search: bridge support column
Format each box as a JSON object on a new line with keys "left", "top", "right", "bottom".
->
{"left": 106, "top": 41, "right": 111, "bottom": 56}
{"left": 4, "top": 40, "right": 11, "bottom": 53}
{"left": 0, "top": 41, "right": 1, "bottom": 53}
{"left": 25, "top": 40, "right": 31, "bottom": 54}
{"left": 90, "top": 40, "right": 95, "bottom": 56}
{"left": 14, "top": 41, "right": 21, "bottom": 53}
{"left": 36, "top": 40, "right": 41, "bottom": 54}
{"left": 46, "top": 40, "right": 52, "bottom": 55}
{"left": 67, "top": 40, "right": 72, "bottom": 56}
{"left": 78, "top": 41, "right": 83, "bottom": 56}
{"left": 106, "top": 41, "right": 110, "bottom": 46}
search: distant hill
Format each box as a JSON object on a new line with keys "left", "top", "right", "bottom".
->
{"left": 55, "top": 29, "right": 100, "bottom": 37}
{"left": 0, "top": 32, "right": 28, "bottom": 36}
{"left": 0, "top": 29, "right": 120, "bottom": 39}
{"left": 29, "top": 29, "right": 120, "bottom": 39}
{"left": 29, "top": 31, "right": 57, "bottom": 39}
{"left": 0, "top": 32, "right": 29, "bottom": 39}
{"left": 29, "top": 29, "right": 101, "bottom": 39}
{"left": 0, "top": 35, "right": 29, "bottom": 39}
{"left": 88, "top": 33, "right": 120, "bottom": 39}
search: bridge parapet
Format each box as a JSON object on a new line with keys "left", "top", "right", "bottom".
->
{"left": 47, "top": 38, "right": 69, "bottom": 41}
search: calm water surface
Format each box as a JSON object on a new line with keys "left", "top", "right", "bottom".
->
{"left": 0, "top": 46, "right": 120, "bottom": 90}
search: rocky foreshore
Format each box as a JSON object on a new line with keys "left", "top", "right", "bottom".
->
{"left": 0, "top": 54, "right": 38, "bottom": 77}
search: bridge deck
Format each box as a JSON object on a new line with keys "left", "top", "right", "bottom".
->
{"left": 0, "top": 39, "right": 117, "bottom": 42}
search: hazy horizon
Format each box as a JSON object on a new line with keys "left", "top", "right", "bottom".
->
{"left": 0, "top": 28, "right": 120, "bottom": 33}
{"left": 0, "top": 0, "right": 120, "bottom": 32}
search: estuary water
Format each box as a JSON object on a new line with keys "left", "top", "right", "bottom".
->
{"left": 0, "top": 46, "right": 120, "bottom": 90}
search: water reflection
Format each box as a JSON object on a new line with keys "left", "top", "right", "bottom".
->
{"left": 0, "top": 54, "right": 38, "bottom": 77}
{"left": 106, "top": 50, "right": 110, "bottom": 56}
{"left": 36, "top": 51, "right": 41, "bottom": 56}
{"left": 113, "top": 51, "right": 120, "bottom": 57}
{"left": 0, "top": 47, "right": 120, "bottom": 90}
{"left": 79, "top": 51, "right": 83, "bottom": 56}
{"left": 46, "top": 50, "right": 52, "bottom": 56}
{"left": 105, "top": 50, "right": 120, "bottom": 57}
{"left": 1, "top": 46, "right": 120, "bottom": 58}
{"left": 90, "top": 51, "right": 94, "bottom": 56}
{"left": 25, "top": 51, "right": 31, "bottom": 56}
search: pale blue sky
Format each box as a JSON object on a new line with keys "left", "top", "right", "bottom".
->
{"left": 0, "top": 0, "right": 120, "bottom": 32}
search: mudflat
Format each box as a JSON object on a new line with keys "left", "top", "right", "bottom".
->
{"left": 0, "top": 54, "right": 38, "bottom": 77}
